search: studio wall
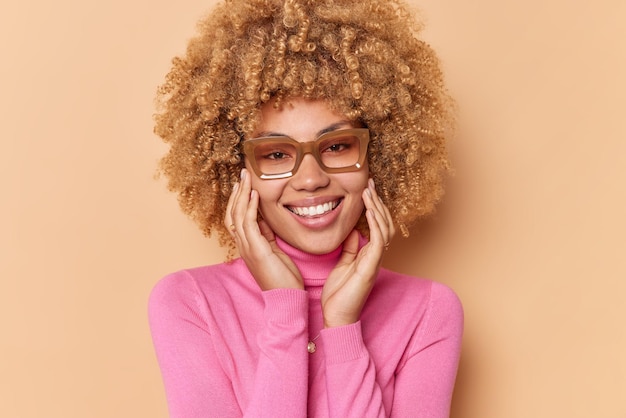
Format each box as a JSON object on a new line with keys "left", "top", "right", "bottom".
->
{"left": 1, "top": 0, "right": 624, "bottom": 417}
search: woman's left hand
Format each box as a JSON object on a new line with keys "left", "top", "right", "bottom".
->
{"left": 321, "top": 179, "right": 395, "bottom": 328}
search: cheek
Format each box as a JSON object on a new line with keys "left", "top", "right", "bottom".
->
{"left": 346, "top": 169, "right": 369, "bottom": 193}
{"left": 348, "top": 171, "right": 369, "bottom": 211}
{"left": 250, "top": 177, "right": 285, "bottom": 210}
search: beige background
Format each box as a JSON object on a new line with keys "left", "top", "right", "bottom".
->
{"left": 1, "top": 0, "right": 624, "bottom": 417}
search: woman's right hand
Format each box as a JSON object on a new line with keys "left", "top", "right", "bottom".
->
{"left": 224, "top": 168, "right": 303, "bottom": 291}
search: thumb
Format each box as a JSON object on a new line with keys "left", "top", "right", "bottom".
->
{"left": 337, "top": 230, "right": 360, "bottom": 266}
{"left": 258, "top": 218, "right": 276, "bottom": 245}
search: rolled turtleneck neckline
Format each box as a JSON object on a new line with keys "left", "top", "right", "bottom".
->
{"left": 274, "top": 235, "right": 367, "bottom": 288}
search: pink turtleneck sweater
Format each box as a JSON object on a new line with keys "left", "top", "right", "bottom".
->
{"left": 148, "top": 238, "right": 463, "bottom": 417}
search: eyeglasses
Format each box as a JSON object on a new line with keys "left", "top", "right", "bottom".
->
{"left": 242, "top": 128, "right": 370, "bottom": 179}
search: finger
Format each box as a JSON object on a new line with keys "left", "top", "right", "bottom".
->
{"left": 365, "top": 205, "right": 386, "bottom": 255}
{"left": 236, "top": 173, "right": 270, "bottom": 256}
{"left": 369, "top": 188, "right": 395, "bottom": 243}
{"left": 224, "top": 181, "right": 239, "bottom": 236}
{"left": 258, "top": 218, "right": 274, "bottom": 242}
{"left": 337, "top": 229, "right": 360, "bottom": 267}
{"left": 337, "top": 224, "right": 376, "bottom": 292}
{"left": 241, "top": 188, "right": 263, "bottom": 243}
{"left": 363, "top": 186, "right": 390, "bottom": 249}
{"left": 366, "top": 179, "right": 389, "bottom": 223}
{"left": 381, "top": 201, "right": 396, "bottom": 242}
{"left": 365, "top": 179, "right": 395, "bottom": 246}
{"left": 231, "top": 169, "right": 252, "bottom": 242}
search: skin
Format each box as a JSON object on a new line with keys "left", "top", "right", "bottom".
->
{"left": 224, "top": 98, "right": 395, "bottom": 328}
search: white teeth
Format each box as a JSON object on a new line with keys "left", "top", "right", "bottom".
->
{"left": 290, "top": 201, "right": 338, "bottom": 217}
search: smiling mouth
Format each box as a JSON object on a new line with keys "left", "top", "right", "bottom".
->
{"left": 287, "top": 199, "right": 342, "bottom": 217}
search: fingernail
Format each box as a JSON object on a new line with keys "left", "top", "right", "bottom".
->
{"left": 366, "top": 187, "right": 372, "bottom": 198}
{"left": 368, "top": 178, "right": 375, "bottom": 189}
{"left": 241, "top": 169, "right": 246, "bottom": 180}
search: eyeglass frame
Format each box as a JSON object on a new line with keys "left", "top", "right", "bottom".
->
{"left": 241, "top": 128, "right": 371, "bottom": 180}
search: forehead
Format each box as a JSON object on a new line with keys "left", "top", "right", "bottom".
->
{"left": 253, "top": 98, "right": 354, "bottom": 141}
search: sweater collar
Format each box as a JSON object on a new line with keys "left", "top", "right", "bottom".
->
{"left": 274, "top": 234, "right": 367, "bottom": 287}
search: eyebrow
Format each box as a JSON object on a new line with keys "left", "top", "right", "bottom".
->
{"left": 254, "top": 120, "right": 354, "bottom": 139}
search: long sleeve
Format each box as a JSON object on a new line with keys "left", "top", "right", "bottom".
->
{"left": 390, "top": 282, "right": 464, "bottom": 417}
{"left": 245, "top": 289, "right": 309, "bottom": 416}
{"left": 148, "top": 270, "right": 310, "bottom": 417}
{"left": 322, "top": 322, "right": 385, "bottom": 417}
{"left": 148, "top": 273, "right": 241, "bottom": 417}
{"left": 319, "top": 281, "right": 463, "bottom": 418}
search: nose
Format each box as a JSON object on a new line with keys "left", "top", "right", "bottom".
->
{"left": 290, "top": 153, "right": 330, "bottom": 191}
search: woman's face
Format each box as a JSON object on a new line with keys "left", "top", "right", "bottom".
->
{"left": 245, "top": 98, "right": 369, "bottom": 254}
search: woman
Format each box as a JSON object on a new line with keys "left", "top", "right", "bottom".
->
{"left": 149, "top": 0, "right": 463, "bottom": 416}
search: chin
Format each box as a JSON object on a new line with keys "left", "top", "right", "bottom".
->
{"left": 289, "top": 233, "right": 348, "bottom": 255}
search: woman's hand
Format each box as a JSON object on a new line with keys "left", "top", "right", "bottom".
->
{"left": 224, "top": 169, "right": 303, "bottom": 290}
{"left": 321, "top": 179, "right": 395, "bottom": 328}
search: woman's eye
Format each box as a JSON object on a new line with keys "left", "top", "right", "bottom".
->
{"left": 324, "top": 143, "right": 349, "bottom": 153}
{"left": 268, "top": 152, "right": 286, "bottom": 159}
{"left": 262, "top": 151, "right": 292, "bottom": 160}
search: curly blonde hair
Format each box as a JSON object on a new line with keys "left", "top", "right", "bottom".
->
{"left": 155, "top": 0, "right": 454, "bottom": 250}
